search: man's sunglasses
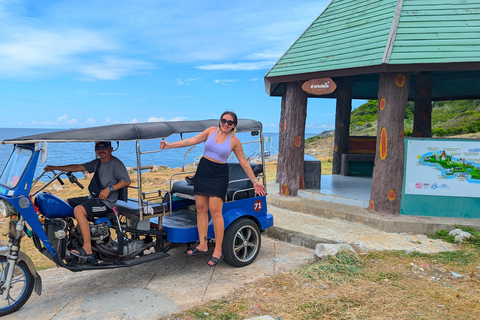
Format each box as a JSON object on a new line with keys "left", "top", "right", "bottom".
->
{"left": 220, "top": 118, "right": 235, "bottom": 126}
{"left": 95, "top": 145, "right": 110, "bottom": 150}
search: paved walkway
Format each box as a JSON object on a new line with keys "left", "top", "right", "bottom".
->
{"left": 266, "top": 203, "right": 459, "bottom": 253}
{"left": 265, "top": 181, "right": 480, "bottom": 254}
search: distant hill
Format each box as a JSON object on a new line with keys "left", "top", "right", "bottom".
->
{"left": 305, "top": 100, "right": 480, "bottom": 149}
{"left": 350, "top": 99, "right": 480, "bottom": 136}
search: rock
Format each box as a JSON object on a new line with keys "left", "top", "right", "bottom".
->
{"left": 314, "top": 243, "right": 356, "bottom": 260}
{"left": 448, "top": 229, "right": 471, "bottom": 243}
{"left": 317, "top": 130, "right": 334, "bottom": 137}
{"left": 150, "top": 165, "right": 158, "bottom": 173}
{"left": 52, "top": 184, "right": 63, "bottom": 191}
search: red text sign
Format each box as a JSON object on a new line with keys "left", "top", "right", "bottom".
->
{"left": 302, "top": 78, "right": 336, "bottom": 95}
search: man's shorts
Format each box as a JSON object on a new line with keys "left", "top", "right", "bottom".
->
{"left": 67, "top": 196, "right": 113, "bottom": 220}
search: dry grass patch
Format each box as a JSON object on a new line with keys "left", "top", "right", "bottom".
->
{"left": 165, "top": 249, "right": 480, "bottom": 320}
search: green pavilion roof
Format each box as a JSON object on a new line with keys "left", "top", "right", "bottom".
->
{"left": 265, "top": 0, "right": 480, "bottom": 100}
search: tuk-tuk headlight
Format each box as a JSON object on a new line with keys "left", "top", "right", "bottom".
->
{"left": 0, "top": 199, "right": 15, "bottom": 217}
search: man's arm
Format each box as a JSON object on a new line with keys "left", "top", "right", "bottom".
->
{"left": 44, "top": 164, "right": 86, "bottom": 173}
{"left": 98, "top": 180, "right": 131, "bottom": 201}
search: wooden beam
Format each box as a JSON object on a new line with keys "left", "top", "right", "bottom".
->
{"left": 332, "top": 77, "right": 354, "bottom": 174}
{"left": 413, "top": 73, "right": 433, "bottom": 137}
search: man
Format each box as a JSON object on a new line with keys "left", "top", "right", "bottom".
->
{"left": 44, "top": 141, "right": 131, "bottom": 258}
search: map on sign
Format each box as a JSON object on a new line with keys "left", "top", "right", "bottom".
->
{"left": 404, "top": 139, "right": 480, "bottom": 198}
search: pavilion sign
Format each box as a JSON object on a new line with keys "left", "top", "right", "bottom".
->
{"left": 302, "top": 78, "right": 336, "bottom": 95}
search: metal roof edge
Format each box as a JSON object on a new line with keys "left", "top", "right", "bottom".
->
{"left": 382, "top": 0, "right": 404, "bottom": 64}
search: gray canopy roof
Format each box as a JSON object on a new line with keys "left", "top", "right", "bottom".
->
{"left": 2, "top": 119, "right": 263, "bottom": 144}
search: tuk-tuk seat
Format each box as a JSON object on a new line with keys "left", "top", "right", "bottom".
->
{"left": 115, "top": 198, "right": 166, "bottom": 219}
{"left": 171, "top": 162, "right": 263, "bottom": 201}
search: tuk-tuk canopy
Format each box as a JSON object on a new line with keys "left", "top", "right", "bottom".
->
{"left": 1, "top": 119, "right": 263, "bottom": 144}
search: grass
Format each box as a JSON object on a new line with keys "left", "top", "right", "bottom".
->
{"left": 164, "top": 246, "right": 480, "bottom": 320}
{"left": 428, "top": 225, "right": 480, "bottom": 248}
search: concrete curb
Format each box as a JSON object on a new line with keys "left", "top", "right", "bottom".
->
{"left": 265, "top": 226, "right": 336, "bottom": 249}
{"left": 266, "top": 193, "right": 480, "bottom": 235}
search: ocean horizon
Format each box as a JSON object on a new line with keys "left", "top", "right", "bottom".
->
{"left": 0, "top": 127, "right": 320, "bottom": 179}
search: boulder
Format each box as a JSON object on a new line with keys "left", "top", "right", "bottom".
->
{"left": 314, "top": 243, "right": 356, "bottom": 260}
{"left": 448, "top": 229, "right": 471, "bottom": 243}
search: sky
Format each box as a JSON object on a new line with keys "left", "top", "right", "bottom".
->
{"left": 0, "top": 0, "right": 366, "bottom": 133}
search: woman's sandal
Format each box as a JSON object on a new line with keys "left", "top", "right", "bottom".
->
{"left": 207, "top": 254, "right": 224, "bottom": 266}
{"left": 186, "top": 248, "right": 208, "bottom": 256}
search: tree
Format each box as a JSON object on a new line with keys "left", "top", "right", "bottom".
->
{"left": 277, "top": 81, "right": 308, "bottom": 196}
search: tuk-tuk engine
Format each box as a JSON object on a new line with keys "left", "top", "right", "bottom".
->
{"left": 89, "top": 222, "right": 110, "bottom": 241}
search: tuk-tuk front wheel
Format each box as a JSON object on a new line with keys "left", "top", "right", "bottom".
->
{"left": 0, "top": 257, "right": 34, "bottom": 316}
{"left": 223, "top": 218, "right": 261, "bottom": 267}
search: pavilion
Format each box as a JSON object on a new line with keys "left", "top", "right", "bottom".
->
{"left": 264, "top": 0, "right": 480, "bottom": 215}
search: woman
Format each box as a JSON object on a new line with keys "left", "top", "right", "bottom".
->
{"left": 160, "top": 111, "right": 266, "bottom": 266}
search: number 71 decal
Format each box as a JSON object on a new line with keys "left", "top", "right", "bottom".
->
{"left": 253, "top": 199, "right": 263, "bottom": 212}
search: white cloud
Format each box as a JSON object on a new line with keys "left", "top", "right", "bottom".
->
{"left": 148, "top": 117, "right": 165, "bottom": 122}
{"left": 306, "top": 122, "right": 335, "bottom": 130}
{"left": 0, "top": 1, "right": 328, "bottom": 79}
{"left": 29, "top": 114, "right": 79, "bottom": 127}
{"left": 0, "top": 29, "right": 119, "bottom": 79}
{"left": 86, "top": 118, "right": 96, "bottom": 125}
{"left": 148, "top": 116, "right": 187, "bottom": 122}
{"left": 197, "top": 61, "right": 274, "bottom": 71}
{"left": 95, "top": 93, "right": 125, "bottom": 96}
{"left": 177, "top": 78, "right": 199, "bottom": 86}
{"left": 214, "top": 79, "right": 239, "bottom": 85}
{"left": 102, "top": 117, "right": 120, "bottom": 124}
{"left": 78, "top": 57, "right": 153, "bottom": 80}
{"left": 170, "top": 117, "right": 187, "bottom": 122}
{"left": 129, "top": 118, "right": 138, "bottom": 123}
{"left": 57, "top": 114, "right": 78, "bottom": 126}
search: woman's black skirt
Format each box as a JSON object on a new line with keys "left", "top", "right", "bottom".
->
{"left": 194, "top": 157, "right": 229, "bottom": 200}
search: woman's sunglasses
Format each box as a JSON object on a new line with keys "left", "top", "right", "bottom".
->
{"left": 220, "top": 118, "right": 235, "bottom": 126}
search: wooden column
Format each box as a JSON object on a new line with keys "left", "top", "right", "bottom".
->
{"left": 413, "top": 73, "right": 432, "bottom": 137}
{"left": 332, "top": 77, "right": 354, "bottom": 174}
{"left": 277, "top": 81, "right": 308, "bottom": 196}
{"left": 276, "top": 85, "right": 287, "bottom": 182}
{"left": 369, "top": 72, "right": 410, "bottom": 215}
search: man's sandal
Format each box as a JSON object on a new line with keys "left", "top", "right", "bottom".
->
{"left": 70, "top": 247, "right": 93, "bottom": 259}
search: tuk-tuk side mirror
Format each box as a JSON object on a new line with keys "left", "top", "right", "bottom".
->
{"left": 40, "top": 142, "right": 49, "bottom": 163}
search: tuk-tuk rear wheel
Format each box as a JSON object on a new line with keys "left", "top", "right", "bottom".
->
{"left": 223, "top": 218, "right": 261, "bottom": 267}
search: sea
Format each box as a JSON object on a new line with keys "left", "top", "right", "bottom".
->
{"left": 0, "top": 127, "right": 320, "bottom": 179}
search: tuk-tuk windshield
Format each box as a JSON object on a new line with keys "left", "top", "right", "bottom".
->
{"left": 0, "top": 147, "right": 33, "bottom": 189}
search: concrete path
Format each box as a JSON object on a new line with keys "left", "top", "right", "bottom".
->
{"left": 266, "top": 204, "right": 460, "bottom": 253}
{"left": 5, "top": 238, "right": 314, "bottom": 320}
